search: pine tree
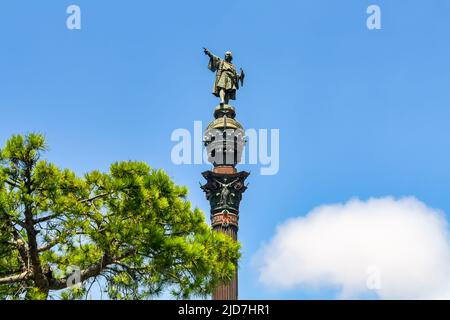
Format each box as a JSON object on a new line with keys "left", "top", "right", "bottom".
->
{"left": 0, "top": 134, "right": 240, "bottom": 299}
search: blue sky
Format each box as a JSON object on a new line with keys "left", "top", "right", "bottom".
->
{"left": 1, "top": 0, "right": 450, "bottom": 299}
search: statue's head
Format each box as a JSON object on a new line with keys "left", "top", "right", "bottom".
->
{"left": 224, "top": 51, "right": 233, "bottom": 62}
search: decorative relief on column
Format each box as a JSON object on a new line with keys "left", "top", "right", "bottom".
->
{"left": 201, "top": 171, "right": 249, "bottom": 215}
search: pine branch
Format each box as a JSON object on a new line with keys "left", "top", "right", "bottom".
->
{"left": 33, "top": 213, "right": 62, "bottom": 224}
{"left": 0, "top": 271, "right": 31, "bottom": 285}
{"left": 5, "top": 179, "right": 20, "bottom": 189}
{"left": 79, "top": 193, "right": 110, "bottom": 204}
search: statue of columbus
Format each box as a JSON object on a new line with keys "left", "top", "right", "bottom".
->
{"left": 204, "top": 48, "right": 245, "bottom": 105}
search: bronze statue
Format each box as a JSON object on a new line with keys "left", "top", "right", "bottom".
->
{"left": 204, "top": 48, "right": 245, "bottom": 105}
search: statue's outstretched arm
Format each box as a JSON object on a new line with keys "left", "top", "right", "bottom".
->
{"left": 203, "top": 47, "right": 213, "bottom": 58}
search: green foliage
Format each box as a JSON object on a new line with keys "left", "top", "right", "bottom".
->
{"left": 0, "top": 134, "right": 240, "bottom": 299}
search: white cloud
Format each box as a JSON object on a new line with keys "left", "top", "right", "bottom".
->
{"left": 256, "top": 197, "right": 450, "bottom": 299}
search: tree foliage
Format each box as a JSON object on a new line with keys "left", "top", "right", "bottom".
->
{"left": 0, "top": 134, "right": 240, "bottom": 299}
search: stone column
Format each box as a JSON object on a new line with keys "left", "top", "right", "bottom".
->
{"left": 201, "top": 104, "right": 249, "bottom": 300}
